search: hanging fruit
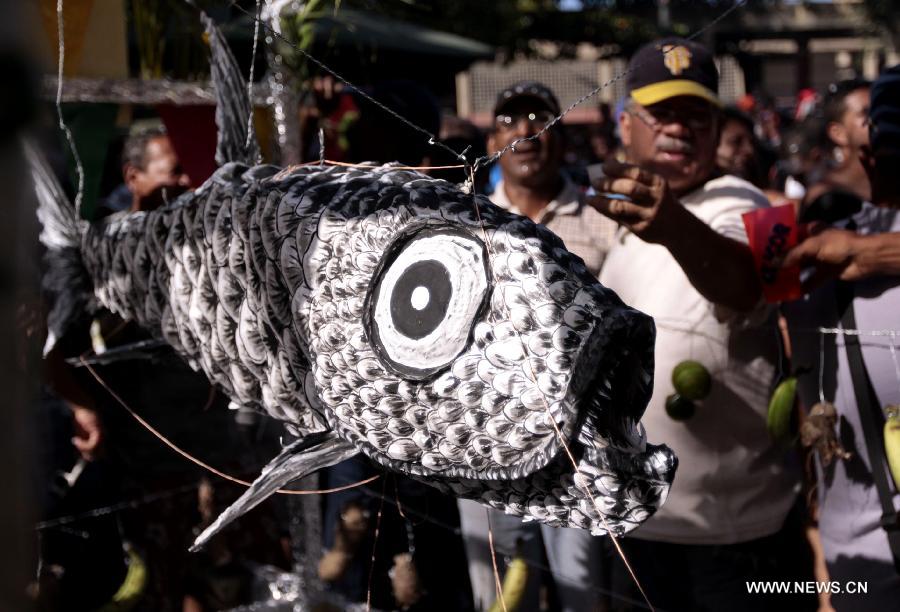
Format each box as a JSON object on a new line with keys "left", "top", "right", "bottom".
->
{"left": 672, "top": 360, "right": 712, "bottom": 400}
{"left": 488, "top": 554, "right": 529, "bottom": 612}
{"left": 767, "top": 377, "right": 797, "bottom": 443}
{"left": 665, "top": 393, "right": 696, "bottom": 422}
{"left": 884, "top": 405, "right": 900, "bottom": 491}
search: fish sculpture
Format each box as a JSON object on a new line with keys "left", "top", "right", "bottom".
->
{"left": 34, "top": 154, "right": 677, "bottom": 549}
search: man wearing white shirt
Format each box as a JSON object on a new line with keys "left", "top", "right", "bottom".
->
{"left": 592, "top": 39, "right": 815, "bottom": 611}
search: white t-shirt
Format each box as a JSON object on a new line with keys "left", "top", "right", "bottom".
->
{"left": 599, "top": 174, "right": 800, "bottom": 545}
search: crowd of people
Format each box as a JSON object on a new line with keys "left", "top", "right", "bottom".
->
{"left": 33, "top": 34, "right": 900, "bottom": 612}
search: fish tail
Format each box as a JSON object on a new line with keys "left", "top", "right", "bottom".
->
{"left": 26, "top": 141, "right": 95, "bottom": 355}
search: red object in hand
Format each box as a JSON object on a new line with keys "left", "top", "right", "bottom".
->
{"left": 742, "top": 204, "right": 802, "bottom": 303}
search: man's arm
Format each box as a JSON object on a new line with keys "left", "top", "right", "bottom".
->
{"left": 589, "top": 160, "right": 762, "bottom": 312}
{"left": 783, "top": 228, "right": 900, "bottom": 290}
{"left": 45, "top": 347, "right": 104, "bottom": 461}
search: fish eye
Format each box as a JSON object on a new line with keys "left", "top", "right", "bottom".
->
{"left": 365, "top": 226, "right": 490, "bottom": 380}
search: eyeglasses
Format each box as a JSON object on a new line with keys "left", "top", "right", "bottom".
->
{"left": 627, "top": 101, "right": 715, "bottom": 132}
{"left": 494, "top": 110, "right": 556, "bottom": 132}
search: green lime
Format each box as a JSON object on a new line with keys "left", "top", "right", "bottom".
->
{"left": 672, "top": 360, "right": 712, "bottom": 400}
{"left": 665, "top": 393, "right": 696, "bottom": 421}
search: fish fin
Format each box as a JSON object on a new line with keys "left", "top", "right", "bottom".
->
{"left": 64, "top": 339, "right": 171, "bottom": 367}
{"left": 25, "top": 140, "right": 94, "bottom": 355}
{"left": 200, "top": 12, "right": 260, "bottom": 166}
{"left": 190, "top": 432, "right": 357, "bottom": 552}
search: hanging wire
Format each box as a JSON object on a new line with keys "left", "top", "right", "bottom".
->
{"left": 486, "top": 510, "right": 508, "bottom": 612}
{"left": 887, "top": 333, "right": 900, "bottom": 398}
{"left": 463, "top": 118, "right": 657, "bottom": 611}
{"left": 245, "top": 0, "right": 263, "bottom": 160}
{"left": 55, "top": 0, "right": 85, "bottom": 218}
{"left": 818, "top": 331, "right": 827, "bottom": 404}
{"left": 224, "top": 0, "right": 468, "bottom": 166}
{"left": 79, "top": 356, "right": 379, "bottom": 495}
{"left": 36, "top": 484, "right": 199, "bottom": 531}
{"left": 818, "top": 327, "right": 900, "bottom": 337}
{"left": 366, "top": 476, "right": 387, "bottom": 612}
{"left": 471, "top": 0, "right": 749, "bottom": 174}
{"left": 224, "top": 0, "right": 748, "bottom": 178}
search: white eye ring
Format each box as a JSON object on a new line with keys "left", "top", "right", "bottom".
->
{"left": 366, "top": 226, "right": 490, "bottom": 379}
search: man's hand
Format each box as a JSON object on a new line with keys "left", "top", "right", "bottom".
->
{"left": 783, "top": 228, "right": 877, "bottom": 291}
{"left": 589, "top": 159, "right": 762, "bottom": 311}
{"left": 587, "top": 159, "right": 679, "bottom": 244}
{"left": 71, "top": 405, "right": 102, "bottom": 461}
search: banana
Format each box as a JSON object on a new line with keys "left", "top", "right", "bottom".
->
{"left": 489, "top": 555, "right": 529, "bottom": 612}
{"left": 97, "top": 546, "right": 147, "bottom": 612}
{"left": 767, "top": 377, "right": 797, "bottom": 444}
{"left": 885, "top": 405, "right": 900, "bottom": 492}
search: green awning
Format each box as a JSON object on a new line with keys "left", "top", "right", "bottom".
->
{"left": 224, "top": 9, "right": 494, "bottom": 59}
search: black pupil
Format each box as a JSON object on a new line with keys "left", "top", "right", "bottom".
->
{"left": 389, "top": 260, "right": 452, "bottom": 340}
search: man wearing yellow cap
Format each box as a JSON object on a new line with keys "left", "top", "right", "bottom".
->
{"left": 591, "top": 38, "right": 816, "bottom": 610}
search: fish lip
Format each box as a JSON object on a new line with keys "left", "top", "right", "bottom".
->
{"left": 558, "top": 306, "right": 655, "bottom": 455}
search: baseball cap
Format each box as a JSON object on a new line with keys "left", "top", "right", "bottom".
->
{"left": 626, "top": 38, "right": 720, "bottom": 107}
{"left": 493, "top": 81, "right": 561, "bottom": 116}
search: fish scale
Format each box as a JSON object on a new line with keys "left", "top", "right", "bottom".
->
{"left": 35, "top": 158, "right": 677, "bottom": 540}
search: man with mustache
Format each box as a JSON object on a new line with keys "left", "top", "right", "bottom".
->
{"left": 122, "top": 126, "right": 192, "bottom": 212}
{"left": 458, "top": 81, "right": 616, "bottom": 612}
{"left": 593, "top": 39, "right": 816, "bottom": 610}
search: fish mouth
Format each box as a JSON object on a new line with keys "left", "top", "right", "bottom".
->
{"left": 546, "top": 316, "right": 676, "bottom": 534}
{"left": 447, "top": 308, "right": 677, "bottom": 535}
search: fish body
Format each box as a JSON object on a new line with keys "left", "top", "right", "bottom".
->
{"left": 37, "top": 159, "right": 676, "bottom": 545}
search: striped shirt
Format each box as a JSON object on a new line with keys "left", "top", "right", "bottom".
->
{"left": 489, "top": 177, "right": 618, "bottom": 278}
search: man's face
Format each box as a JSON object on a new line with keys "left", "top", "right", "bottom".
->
{"left": 840, "top": 88, "right": 871, "bottom": 151}
{"left": 488, "top": 98, "right": 562, "bottom": 190}
{"left": 619, "top": 96, "right": 719, "bottom": 194}
{"left": 125, "top": 136, "right": 191, "bottom": 211}
{"left": 716, "top": 118, "right": 756, "bottom": 179}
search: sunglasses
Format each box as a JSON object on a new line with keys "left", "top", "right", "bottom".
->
{"left": 627, "top": 101, "right": 716, "bottom": 132}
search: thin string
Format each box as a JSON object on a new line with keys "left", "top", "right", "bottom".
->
{"left": 774, "top": 321, "right": 785, "bottom": 381}
{"left": 465, "top": 151, "right": 654, "bottom": 611}
{"left": 55, "top": 0, "right": 85, "bottom": 218}
{"left": 78, "top": 356, "right": 379, "bottom": 495}
{"left": 245, "top": 0, "right": 262, "bottom": 160}
{"left": 486, "top": 510, "right": 507, "bottom": 612}
{"left": 472, "top": 0, "right": 749, "bottom": 174}
{"left": 35, "top": 532, "right": 44, "bottom": 582}
{"left": 275, "top": 160, "right": 467, "bottom": 176}
{"left": 818, "top": 327, "right": 900, "bottom": 337}
{"left": 350, "top": 482, "right": 652, "bottom": 608}
{"left": 818, "top": 331, "right": 827, "bottom": 404}
{"left": 393, "top": 479, "right": 425, "bottom": 528}
{"left": 887, "top": 334, "right": 900, "bottom": 397}
{"left": 227, "top": 0, "right": 746, "bottom": 176}
{"left": 366, "top": 476, "right": 387, "bottom": 612}
{"left": 319, "top": 127, "right": 325, "bottom": 165}
{"left": 36, "top": 484, "right": 198, "bottom": 531}
{"left": 657, "top": 318, "right": 900, "bottom": 340}
{"left": 225, "top": 0, "right": 467, "bottom": 166}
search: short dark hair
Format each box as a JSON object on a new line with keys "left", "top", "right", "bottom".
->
{"left": 720, "top": 107, "right": 754, "bottom": 134}
{"left": 121, "top": 126, "right": 168, "bottom": 170}
{"left": 822, "top": 78, "right": 871, "bottom": 126}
